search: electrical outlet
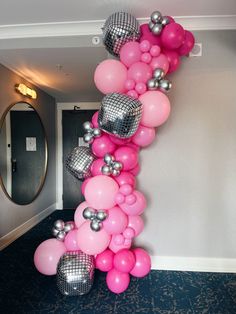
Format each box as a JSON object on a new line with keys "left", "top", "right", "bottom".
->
{"left": 189, "top": 43, "right": 202, "bottom": 57}
{"left": 92, "top": 36, "right": 100, "bottom": 45}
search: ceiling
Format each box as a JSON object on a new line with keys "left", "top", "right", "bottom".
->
{"left": 0, "top": 0, "right": 236, "bottom": 102}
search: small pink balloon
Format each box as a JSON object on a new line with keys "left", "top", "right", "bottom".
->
{"left": 125, "top": 79, "right": 136, "bottom": 91}
{"left": 130, "top": 248, "right": 151, "bottom": 277}
{"left": 127, "top": 62, "right": 152, "bottom": 84}
{"left": 120, "top": 191, "right": 146, "bottom": 216}
{"left": 129, "top": 163, "right": 140, "bottom": 176}
{"left": 139, "top": 40, "right": 151, "bottom": 52}
{"left": 91, "top": 158, "right": 104, "bottom": 176}
{"left": 161, "top": 22, "right": 185, "bottom": 50}
{"left": 135, "top": 82, "right": 147, "bottom": 95}
{"left": 132, "top": 125, "right": 156, "bottom": 147}
{"left": 74, "top": 201, "right": 88, "bottom": 228}
{"left": 106, "top": 268, "right": 130, "bottom": 294}
{"left": 77, "top": 221, "right": 111, "bottom": 255}
{"left": 115, "top": 192, "right": 125, "bottom": 204}
{"left": 109, "top": 234, "right": 131, "bottom": 253}
{"left": 150, "top": 45, "right": 161, "bottom": 57}
{"left": 163, "top": 50, "right": 180, "bottom": 73}
{"left": 177, "top": 30, "right": 195, "bottom": 56}
{"left": 125, "top": 142, "right": 140, "bottom": 152}
{"left": 109, "top": 135, "right": 131, "bottom": 146}
{"left": 140, "top": 24, "right": 162, "bottom": 46}
{"left": 119, "top": 184, "right": 133, "bottom": 196}
{"left": 64, "top": 229, "right": 80, "bottom": 251}
{"left": 150, "top": 53, "right": 169, "bottom": 74}
{"left": 94, "top": 59, "right": 127, "bottom": 94}
{"left": 92, "top": 134, "right": 116, "bottom": 158}
{"left": 92, "top": 111, "right": 99, "bottom": 128}
{"left": 141, "top": 52, "right": 152, "bottom": 64}
{"left": 139, "top": 91, "right": 171, "bottom": 127}
{"left": 127, "top": 90, "right": 139, "bottom": 99}
{"left": 95, "top": 249, "right": 114, "bottom": 272}
{"left": 114, "top": 172, "right": 136, "bottom": 188}
{"left": 125, "top": 194, "right": 136, "bottom": 205}
{"left": 120, "top": 42, "right": 142, "bottom": 67}
{"left": 114, "top": 234, "right": 125, "bottom": 245}
{"left": 114, "top": 146, "right": 138, "bottom": 171}
{"left": 103, "top": 206, "right": 128, "bottom": 235}
{"left": 81, "top": 178, "right": 91, "bottom": 195}
{"left": 128, "top": 215, "right": 144, "bottom": 236}
{"left": 34, "top": 239, "right": 66, "bottom": 275}
{"left": 114, "top": 249, "right": 135, "bottom": 273}
{"left": 123, "top": 227, "right": 135, "bottom": 239}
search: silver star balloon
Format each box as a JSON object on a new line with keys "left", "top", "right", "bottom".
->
{"left": 52, "top": 220, "right": 75, "bottom": 241}
{"left": 102, "top": 153, "right": 123, "bottom": 177}
{"left": 83, "top": 121, "right": 101, "bottom": 144}
{"left": 148, "top": 11, "right": 170, "bottom": 35}
{"left": 82, "top": 207, "right": 108, "bottom": 232}
{"left": 147, "top": 68, "right": 172, "bottom": 92}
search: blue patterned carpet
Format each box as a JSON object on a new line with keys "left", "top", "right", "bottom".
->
{"left": 0, "top": 210, "right": 235, "bottom": 314}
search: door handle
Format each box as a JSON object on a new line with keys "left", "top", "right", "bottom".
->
{"left": 12, "top": 158, "right": 17, "bottom": 173}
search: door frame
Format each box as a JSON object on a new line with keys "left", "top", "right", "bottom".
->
{"left": 56, "top": 102, "right": 100, "bottom": 209}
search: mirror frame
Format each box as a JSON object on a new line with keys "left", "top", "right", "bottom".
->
{"left": 0, "top": 101, "right": 48, "bottom": 205}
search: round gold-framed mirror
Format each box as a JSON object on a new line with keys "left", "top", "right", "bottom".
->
{"left": 0, "top": 102, "right": 48, "bottom": 205}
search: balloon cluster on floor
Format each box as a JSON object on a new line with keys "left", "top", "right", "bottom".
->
{"left": 34, "top": 10, "right": 195, "bottom": 295}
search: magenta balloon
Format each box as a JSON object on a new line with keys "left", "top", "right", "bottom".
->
{"left": 91, "top": 158, "right": 104, "bottom": 176}
{"left": 120, "top": 42, "right": 142, "bottom": 67}
{"left": 77, "top": 221, "right": 111, "bottom": 255}
{"left": 125, "top": 142, "right": 140, "bottom": 152}
{"left": 103, "top": 206, "right": 128, "bottom": 235}
{"left": 64, "top": 229, "right": 80, "bottom": 251}
{"left": 34, "top": 239, "right": 66, "bottom": 275}
{"left": 132, "top": 125, "right": 156, "bottom": 147}
{"left": 150, "top": 53, "right": 169, "bottom": 74}
{"left": 81, "top": 178, "right": 90, "bottom": 195}
{"left": 74, "top": 201, "right": 88, "bottom": 228}
{"left": 114, "top": 171, "right": 136, "bottom": 188}
{"left": 177, "top": 30, "right": 195, "bottom": 56}
{"left": 106, "top": 268, "right": 130, "bottom": 294}
{"left": 129, "top": 163, "right": 140, "bottom": 176}
{"left": 113, "top": 249, "right": 136, "bottom": 273}
{"left": 139, "top": 91, "right": 171, "bottom": 127}
{"left": 163, "top": 50, "right": 180, "bottom": 73}
{"left": 92, "top": 134, "right": 116, "bottom": 158}
{"left": 109, "top": 135, "right": 131, "bottom": 146}
{"left": 109, "top": 234, "right": 131, "bottom": 253}
{"left": 128, "top": 215, "right": 144, "bottom": 236}
{"left": 92, "top": 111, "right": 99, "bottom": 128}
{"left": 140, "top": 24, "right": 162, "bottom": 46}
{"left": 114, "top": 146, "right": 138, "bottom": 171}
{"left": 84, "top": 175, "right": 119, "bottom": 209}
{"left": 120, "top": 191, "right": 146, "bottom": 215}
{"left": 95, "top": 249, "right": 114, "bottom": 272}
{"left": 166, "top": 16, "right": 175, "bottom": 23}
{"left": 130, "top": 248, "right": 151, "bottom": 277}
{"left": 161, "top": 22, "right": 185, "bottom": 50}
{"left": 94, "top": 59, "right": 127, "bottom": 94}
{"left": 127, "top": 62, "right": 152, "bottom": 84}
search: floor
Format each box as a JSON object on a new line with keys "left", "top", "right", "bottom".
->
{"left": 0, "top": 210, "right": 235, "bottom": 314}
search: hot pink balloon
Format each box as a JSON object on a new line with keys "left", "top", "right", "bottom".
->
{"left": 139, "top": 91, "right": 171, "bottom": 127}
{"left": 92, "top": 111, "right": 99, "bottom": 128}
{"left": 150, "top": 53, "right": 169, "bottom": 74}
{"left": 84, "top": 175, "right": 119, "bottom": 209}
{"left": 127, "top": 62, "right": 152, "bottom": 84}
{"left": 77, "top": 221, "right": 111, "bottom": 255}
{"left": 114, "top": 146, "right": 138, "bottom": 171}
{"left": 81, "top": 178, "right": 90, "bottom": 195}
{"left": 103, "top": 206, "right": 128, "bottom": 235}
{"left": 177, "top": 30, "right": 195, "bottom": 56}
{"left": 150, "top": 45, "right": 161, "bottom": 57}
{"left": 132, "top": 125, "right": 156, "bottom": 147}
{"left": 140, "top": 24, "right": 162, "bottom": 46}
{"left": 114, "top": 171, "right": 136, "bottom": 188}
{"left": 125, "top": 142, "right": 140, "bottom": 152}
{"left": 128, "top": 215, "right": 144, "bottom": 236}
{"left": 113, "top": 249, "right": 135, "bottom": 273}
{"left": 161, "top": 22, "right": 185, "bottom": 50}
{"left": 91, "top": 158, "right": 104, "bottom": 176}
{"left": 163, "top": 50, "right": 180, "bottom": 73}
{"left": 106, "top": 268, "right": 130, "bottom": 294}
{"left": 64, "top": 229, "right": 80, "bottom": 251}
{"left": 92, "top": 134, "right": 116, "bottom": 158}
{"left": 120, "top": 41, "right": 142, "bottom": 67}
{"left": 95, "top": 249, "right": 114, "bottom": 272}
{"left": 109, "top": 235, "right": 131, "bottom": 253}
{"left": 109, "top": 135, "right": 131, "bottom": 146}
{"left": 119, "top": 191, "right": 146, "bottom": 216}
{"left": 129, "top": 163, "right": 140, "bottom": 176}
{"left": 34, "top": 239, "right": 66, "bottom": 275}
{"left": 74, "top": 201, "right": 88, "bottom": 228}
{"left": 94, "top": 59, "right": 127, "bottom": 94}
{"left": 130, "top": 248, "right": 151, "bottom": 277}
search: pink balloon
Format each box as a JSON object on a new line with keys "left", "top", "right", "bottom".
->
{"left": 128, "top": 215, "right": 144, "bottom": 236}
{"left": 135, "top": 82, "right": 147, "bottom": 95}
{"left": 139, "top": 91, "right": 171, "bottom": 127}
{"left": 163, "top": 50, "right": 180, "bottom": 73}
{"left": 166, "top": 16, "right": 175, "bottom": 24}
{"left": 120, "top": 42, "right": 141, "bottom": 67}
{"left": 119, "top": 191, "right": 146, "bottom": 216}
{"left": 141, "top": 52, "right": 152, "bottom": 64}
{"left": 91, "top": 158, "right": 104, "bottom": 176}
{"left": 81, "top": 178, "right": 90, "bottom": 195}
{"left": 125, "top": 79, "right": 135, "bottom": 91}
{"left": 129, "top": 163, "right": 140, "bottom": 176}
{"left": 123, "top": 227, "right": 135, "bottom": 239}
{"left": 77, "top": 221, "right": 111, "bottom": 255}
{"left": 109, "top": 135, "right": 131, "bottom": 146}
{"left": 34, "top": 239, "right": 66, "bottom": 275}
{"left": 96, "top": 249, "right": 114, "bottom": 272}
{"left": 106, "top": 268, "right": 130, "bottom": 294}
{"left": 177, "top": 30, "right": 195, "bottom": 56}
{"left": 64, "top": 229, "right": 80, "bottom": 251}
{"left": 94, "top": 59, "right": 127, "bottom": 94}
{"left": 150, "top": 45, "right": 161, "bottom": 57}
{"left": 114, "top": 249, "right": 135, "bottom": 273}
{"left": 161, "top": 22, "right": 185, "bottom": 50}
{"left": 109, "top": 234, "right": 131, "bottom": 253}
{"left": 150, "top": 53, "right": 169, "bottom": 74}
{"left": 139, "top": 40, "right": 151, "bottom": 52}
{"left": 140, "top": 24, "right": 162, "bottom": 46}
{"left": 74, "top": 201, "right": 88, "bottom": 228}
{"left": 114, "top": 146, "right": 138, "bottom": 171}
{"left": 103, "top": 206, "right": 128, "bottom": 235}
{"left": 85, "top": 175, "right": 119, "bottom": 209}
{"left": 127, "top": 90, "right": 139, "bottom": 99}
{"left": 130, "top": 248, "right": 151, "bottom": 277}
{"left": 127, "top": 62, "right": 152, "bottom": 84}
{"left": 114, "top": 172, "right": 136, "bottom": 188}
{"left": 132, "top": 125, "right": 156, "bottom": 147}
{"left": 125, "top": 142, "right": 140, "bottom": 152}
{"left": 92, "top": 111, "right": 99, "bottom": 128}
{"left": 92, "top": 134, "right": 116, "bottom": 158}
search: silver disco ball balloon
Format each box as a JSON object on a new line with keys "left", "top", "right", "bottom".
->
{"left": 66, "top": 146, "right": 96, "bottom": 180}
{"left": 98, "top": 93, "right": 142, "bottom": 138}
{"left": 57, "top": 251, "right": 95, "bottom": 296}
{"left": 102, "top": 12, "right": 140, "bottom": 56}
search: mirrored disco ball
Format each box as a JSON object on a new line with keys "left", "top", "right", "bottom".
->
{"left": 57, "top": 251, "right": 95, "bottom": 296}
{"left": 66, "top": 146, "right": 96, "bottom": 180}
{"left": 102, "top": 12, "right": 140, "bottom": 56}
{"left": 98, "top": 93, "right": 142, "bottom": 138}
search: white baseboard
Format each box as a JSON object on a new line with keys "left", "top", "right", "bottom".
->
{"left": 0, "top": 203, "right": 57, "bottom": 251}
{"left": 151, "top": 255, "right": 236, "bottom": 273}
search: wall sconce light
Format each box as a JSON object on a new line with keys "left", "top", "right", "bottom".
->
{"left": 15, "top": 83, "right": 37, "bottom": 99}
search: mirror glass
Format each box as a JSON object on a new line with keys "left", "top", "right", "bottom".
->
{"left": 0, "top": 102, "right": 48, "bottom": 205}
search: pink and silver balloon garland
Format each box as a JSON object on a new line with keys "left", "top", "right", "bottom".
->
{"left": 34, "top": 10, "right": 195, "bottom": 295}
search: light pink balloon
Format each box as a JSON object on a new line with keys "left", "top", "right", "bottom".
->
{"left": 34, "top": 239, "right": 66, "bottom": 275}
{"left": 74, "top": 201, "right": 88, "bottom": 228}
{"left": 127, "top": 90, "right": 139, "bottom": 99}
{"left": 84, "top": 175, "right": 119, "bottom": 209}
{"left": 94, "top": 59, "right": 127, "bottom": 94}
{"left": 127, "top": 62, "right": 152, "bottom": 84}
{"left": 114, "top": 171, "right": 136, "bottom": 188}
{"left": 161, "top": 22, "right": 185, "bottom": 50}
{"left": 135, "top": 82, "right": 147, "bottom": 95}
{"left": 128, "top": 215, "right": 144, "bottom": 236}
{"left": 120, "top": 42, "right": 142, "bottom": 67}
{"left": 92, "top": 111, "right": 99, "bottom": 128}
{"left": 120, "top": 191, "right": 146, "bottom": 216}
{"left": 106, "top": 268, "right": 130, "bottom": 294}
{"left": 125, "top": 79, "right": 136, "bottom": 91}
{"left": 92, "top": 134, "right": 116, "bottom": 158}
{"left": 109, "top": 135, "right": 131, "bottom": 146}
{"left": 77, "top": 221, "right": 111, "bottom": 255}
{"left": 177, "top": 30, "right": 195, "bottom": 56}
{"left": 139, "top": 91, "right": 171, "bottom": 127}
{"left": 132, "top": 125, "right": 156, "bottom": 147}
{"left": 81, "top": 178, "right": 90, "bottom": 195}
{"left": 163, "top": 50, "right": 180, "bottom": 73}
{"left": 64, "top": 229, "right": 80, "bottom": 251}
{"left": 114, "top": 146, "right": 138, "bottom": 171}
{"left": 141, "top": 52, "right": 152, "bottom": 64}
{"left": 91, "top": 158, "right": 104, "bottom": 176}
{"left": 130, "top": 248, "right": 151, "bottom": 277}
{"left": 129, "top": 163, "right": 140, "bottom": 176}
{"left": 103, "top": 206, "right": 128, "bottom": 235}
{"left": 95, "top": 249, "right": 114, "bottom": 272}
{"left": 150, "top": 53, "right": 169, "bottom": 74}
{"left": 109, "top": 234, "right": 131, "bottom": 253}
{"left": 114, "top": 249, "right": 135, "bottom": 273}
